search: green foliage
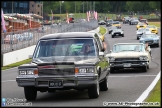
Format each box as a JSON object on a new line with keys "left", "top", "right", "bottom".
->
{"left": 144, "top": 78, "right": 161, "bottom": 107}
{"left": 43, "top": 1, "right": 160, "bottom": 14}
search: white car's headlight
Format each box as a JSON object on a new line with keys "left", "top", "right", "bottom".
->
{"left": 19, "top": 70, "right": 26, "bottom": 75}
{"left": 139, "top": 56, "right": 148, "bottom": 60}
{"left": 109, "top": 57, "right": 115, "bottom": 61}
{"left": 153, "top": 40, "right": 158, "bottom": 42}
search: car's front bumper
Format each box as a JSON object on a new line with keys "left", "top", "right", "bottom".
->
{"left": 16, "top": 75, "right": 98, "bottom": 88}
{"left": 140, "top": 41, "right": 159, "bottom": 46}
{"left": 109, "top": 61, "right": 148, "bottom": 68}
{"left": 137, "top": 34, "right": 142, "bottom": 38}
{"left": 131, "top": 22, "right": 138, "bottom": 24}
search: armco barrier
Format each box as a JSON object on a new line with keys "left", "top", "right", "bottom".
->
{"left": 2, "top": 26, "right": 100, "bottom": 67}
{"left": 2, "top": 45, "right": 36, "bottom": 66}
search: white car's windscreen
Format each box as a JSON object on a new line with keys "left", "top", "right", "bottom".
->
{"left": 113, "top": 44, "right": 144, "bottom": 52}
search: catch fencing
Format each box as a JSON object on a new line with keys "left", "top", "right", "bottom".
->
{"left": 1, "top": 19, "right": 98, "bottom": 54}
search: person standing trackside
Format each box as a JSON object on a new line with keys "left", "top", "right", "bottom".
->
{"left": 145, "top": 42, "right": 152, "bottom": 57}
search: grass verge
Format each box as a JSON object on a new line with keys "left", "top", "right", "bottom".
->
{"left": 148, "top": 22, "right": 160, "bottom": 27}
{"left": 143, "top": 78, "right": 161, "bottom": 107}
{"left": 1, "top": 59, "right": 32, "bottom": 70}
{"left": 99, "top": 26, "right": 106, "bottom": 35}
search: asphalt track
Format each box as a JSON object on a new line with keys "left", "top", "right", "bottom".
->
{"left": 1, "top": 23, "right": 161, "bottom": 107}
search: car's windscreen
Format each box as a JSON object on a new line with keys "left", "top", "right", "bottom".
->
{"left": 138, "top": 29, "right": 144, "bottom": 32}
{"left": 113, "top": 44, "right": 144, "bottom": 52}
{"left": 133, "top": 18, "right": 138, "bottom": 20}
{"left": 141, "top": 20, "right": 146, "bottom": 22}
{"left": 33, "top": 38, "right": 97, "bottom": 58}
{"left": 113, "top": 22, "right": 119, "bottom": 24}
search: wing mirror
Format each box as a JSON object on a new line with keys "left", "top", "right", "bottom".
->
{"left": 110, "top": 50, "right": 112, "bottom": 52}
{"left": 29, "top": 55, "right": 33, "bottom": 59}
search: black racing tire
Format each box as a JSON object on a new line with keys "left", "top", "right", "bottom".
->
{"left": 142, "top": 66, "right": 147, "bottom": 72}
{"left": 110, "top": 68, "right": 115, "bottom": 73}
{"left": 88, "top": 81, "right": 99, "bottom": 99}
{"left": 99, "top": 76, "right": 108, "bottom": 91}
{"left": 24, "top": 87, "right": 37, "bottom": 100}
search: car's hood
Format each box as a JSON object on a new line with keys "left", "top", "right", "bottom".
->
{"left": 106, "top": 52, "right": 148, "bottom": 58}
{"left": 32, "top": 56, "right": 99, "bottom": 65}
{"left": 149, "top": 28, "right": 157, "bottom": 30}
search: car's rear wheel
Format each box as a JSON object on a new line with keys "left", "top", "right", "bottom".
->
{"left": 112, "top": 35, "right": 114, "bottom": 38}
{"left": 24, "top": 87, "right": 37, "bottom": 100}
{"left": 142, "top": 66, "right": 147, "bottom": 72}
{"left": 122, "top": 34, "right": 124, "bottom": 37}
{"left": 99, "top": 75, "right": 108, "bottom": 91}
{"left": 88, "top": 80, "right": 99, "bottom": 99}
{"left": 137, "top": 37, "right": 139, "bottom": 40}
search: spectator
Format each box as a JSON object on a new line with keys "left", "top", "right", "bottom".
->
{"left": 145, "top": 42, "right": 152, "bottom": 57}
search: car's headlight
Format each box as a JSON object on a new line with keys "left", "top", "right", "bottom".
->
{"left": 79, "top": 68, "right": 87, "bottom": 73}
{"left": 140, "top": 40, "right": 145, "bottom": 43}
{"left": 76, "top": 67, "right": 95, "bottom": 73}
{"left": 19, "top": 70, "right": 37, "bottom": 75}
{"left": 109, "top": 57, "right": 115, "bottom": 61}
{"left": 139, "top": 56, "right": 148, "bottom": 60}
{"left": 26, "top": 70, "right": 34, "bottom": 75}
{"left": 153, "top": 40, "right": 158, "bottom": 42}
{"left": 19, "top": 70, "right": 26, "bottom": 75}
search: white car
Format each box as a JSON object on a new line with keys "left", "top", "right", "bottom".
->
{"left": 111, "top": 28, "right": 124, "bottom": 38}
{"left": 136, "top": 28, "right": 151, "bottom": 40}
{"left": 106, "top": 43, "right": 151, "bottom": 73}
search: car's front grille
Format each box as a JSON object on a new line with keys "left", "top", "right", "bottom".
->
{"left": 145, "top": 40, "right": 153, "bottom": 44}
{"left": 38, "top": 68, "right": 75, "bottom": 76}
{"left": 115, "top": 58, "right": 139, "bottom": 61}
{"left": 114, "top": 32, "right": 121, "bottom": 34}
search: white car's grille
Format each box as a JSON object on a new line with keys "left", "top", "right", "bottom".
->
{"left": 115, "top": 58, "right": 139, "bottom": 61}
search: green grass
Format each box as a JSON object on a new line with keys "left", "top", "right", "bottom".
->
{"left": 50, "top": 13, "right": 160, "bottom": 21}
{"left": 148, "top": 22, "right": 160, "bottom": 27}
{"left": 1, "top": 59, "right": 32, "bottom": 70}
{"left": 99, "top": 26, "right": 106, "bottom": 35}
{"left": 143, "top": 78, "right": 161, "bottom": 107}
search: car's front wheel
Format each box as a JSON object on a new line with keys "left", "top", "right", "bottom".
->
{"left": 100, "top": 75, "right": 108, "bottom": 91}
{"left": 156, "top": 44, "right": 159, "bottom": 47}
{"left": 142, "top": 66, "right": 147, "bottom": 72}
{"left": 112, "top": 35, "right": 114, "bottom": 38}
{"left": 110, "top": 68, "right": 115, "bottom": 73}
{"left": 24, "top": 87, "right": 37, "bottom": 100}
{"left": 88, "top": 81, "right": 99, "bottom": 99}
{"left": 122, "top": 34, "right": 124, "bottom": 37}
{"left": 137, "top": 37, "right": 139, "bottom": 40}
